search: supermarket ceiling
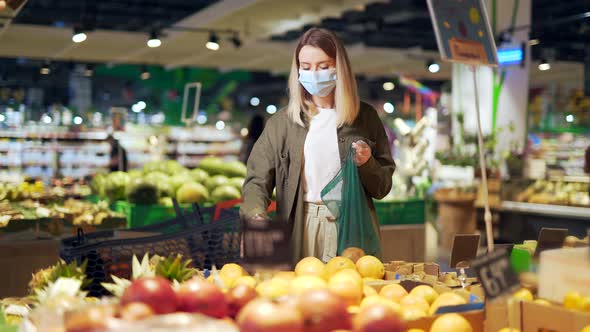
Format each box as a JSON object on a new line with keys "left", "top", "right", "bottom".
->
{"left": 0, "top": 0, "right": 588, "bottom": 81}
{"left": 0, "top": 0, "right": 449, "bottom": 79}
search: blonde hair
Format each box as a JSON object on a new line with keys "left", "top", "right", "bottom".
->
{"left": 287, "top": 28, "right": 359, "bottom": 127}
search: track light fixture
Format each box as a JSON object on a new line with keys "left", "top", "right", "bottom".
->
{"left": 538, "top": 58, "right": 551, "bottom": 71}
{"left": 147, "top": 30, "right": 162, "bottom": 48}
{"left": 230, "top": 34, "right": 242, "bottom": 48}
{"left": 206, "top": 32, "right": 220, "bottom": 51}
{"left": 72, "top": 27, "right": 87, "bottom": 43}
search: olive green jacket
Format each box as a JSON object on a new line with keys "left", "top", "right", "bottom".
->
{"left": 240, "top": 102, "right": 395, "bottom": 263}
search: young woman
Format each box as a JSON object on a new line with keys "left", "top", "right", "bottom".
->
{"left": 241, "top": 28, "right": 395, "bottom": 263}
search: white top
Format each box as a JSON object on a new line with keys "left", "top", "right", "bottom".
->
{"left": 303, "top": 107, "right": 341, "bottom": 203}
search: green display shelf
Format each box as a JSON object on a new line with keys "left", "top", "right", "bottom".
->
{"left": 375, "top": 198, "right": 426, "bottom": 225}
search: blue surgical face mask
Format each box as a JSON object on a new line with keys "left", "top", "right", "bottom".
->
{"left": 298, "top": 68, "right": 337, "bottom": 97}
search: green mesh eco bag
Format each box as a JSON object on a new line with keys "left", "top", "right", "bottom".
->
{"left": 321, "top": 145, "right": 381, "bottom": 256}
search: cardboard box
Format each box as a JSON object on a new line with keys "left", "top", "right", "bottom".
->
{"left": 408, "top": 307, "right": 484, "bottom": 332}
{"left": 516, "top": 300, "right": 590, "bottom": 332}
{"left": 366, "top": 280, "right": 485, "bottom": 332}
{"left": 484, "top": 299, "right": 510, "bottom": 332}
{"left": 538, "top": 247, "right": 590, "bottom": 303}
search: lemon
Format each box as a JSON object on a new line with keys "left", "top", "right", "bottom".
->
{"left": 563, "top": 291, "right": 583, "bottom": 310}
{"left": 326, "top": 256, "right": 356, "bottom": 277}
{"left": 512, "top": 288, "right": 533, "bottom": 302}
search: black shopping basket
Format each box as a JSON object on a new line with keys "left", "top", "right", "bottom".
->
{"left": 60, "top": 201, "right": 241, "bottom": 297}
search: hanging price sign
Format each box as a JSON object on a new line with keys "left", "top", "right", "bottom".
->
{"left": 471, "top": 248, "right": 520, "bottom": 299}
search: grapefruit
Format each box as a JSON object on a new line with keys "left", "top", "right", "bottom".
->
{"left": 410, "top": 285, "right": 439, "bottom": 305}
{"left": 295, "top": 257, "right": 328, "bottom": 280}
{"left": 360, "top": 295, "right": 401, "bottom": 313}
{"left": 379, "top": 283, "right": 409, "bottom": 303}
{"left": 400, "top": 295, "right": 430, "bottom": 313}
{"left": 342, "top": 247, "right": 366, "bottom": 263}
{"left": 356, "top": 255, "right": 385, "bottom": 279}
{"left": 330, "top": 269, "right": 363, "bottom": 288}
{"left": 328, "top": 277, "right": 363, "bottom": 306}
{"left": 428, "top": 292, "right": 467, "bottom": 315}
{"left": 326, "top": 256, "right": 356, "bottom": 277}
{"left": 290, "top": 276, "right": 328, "bottom": 295}
{"left": 430, "top": 313, "right": 473, "bottom": 332}
{"left": 400, "top": 305, "right": 427, "bottom": 321}
{"left": 256, "top": 278, "right": 289, "bottom": 299}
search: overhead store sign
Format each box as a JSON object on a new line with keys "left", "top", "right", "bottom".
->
{"left": 426, "top": 0, "right": 498, "bottom": 66}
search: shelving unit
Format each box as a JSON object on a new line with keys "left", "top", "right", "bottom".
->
{"left": 0, "top": 125, "right": 241, "bottom": 178}
{"left": 531, "top": 133, "right": 590, "bottom": 177}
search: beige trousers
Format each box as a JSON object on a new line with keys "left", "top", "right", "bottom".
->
{"left": 303, "top": 203, "right": 338, "bottom": 263}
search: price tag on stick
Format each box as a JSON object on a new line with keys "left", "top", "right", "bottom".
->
{"left": 471, "top": 248, "right": 520, "bottom": 300}
{"left": 242, "top": 216, "right": 292, "bottom": 271}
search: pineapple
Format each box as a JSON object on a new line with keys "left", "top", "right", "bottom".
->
{"left": 29, "top": 260, "right": 89, "bottom": 295}
{"left": 155, "top": 254, "right": 199, "bottom": 283}
{"left": 102, "top": 254, "right": 154, "bottom": 296}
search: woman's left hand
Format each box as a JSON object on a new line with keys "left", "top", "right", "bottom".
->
{"left": 352, "top": 140, "right": 371, "bottom": 166}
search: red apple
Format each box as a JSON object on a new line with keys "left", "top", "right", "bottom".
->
{"left": 296, "top": 289, "right": 352, "bottom": 332}
{"left": 237, "top": 298, "right": 304, "bottom": 332}
{"left": 120, "top": 277, "right": 177, "bottom": 315}
{"left": 176, "top": 277, "right": 229, "bottom": 318}
{"left": 353, "top": 302, "right": 406, "bottom": 332}
{"left": 226, "top": 284, "right": 258, "bottom": 318}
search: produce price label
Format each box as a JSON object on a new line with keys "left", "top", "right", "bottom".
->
{"left": 426, "top": 0, "right": 498, "bottom": 65}
{"left": 471, "top": 248, "right": 520, "bottom": 300}
{"left": 242, "top": 217, "right": 292, "bottom": 269}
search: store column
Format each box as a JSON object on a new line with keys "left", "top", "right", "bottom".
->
{"left": 451, "top": 0, "right": 531, "bottom": 157}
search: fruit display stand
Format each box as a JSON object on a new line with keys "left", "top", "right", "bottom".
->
{"left": 434, "top": 189, "right": 478, "bottom": 252}
{"left": 377, "top": 198, "right": 426, "bottom": 262}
